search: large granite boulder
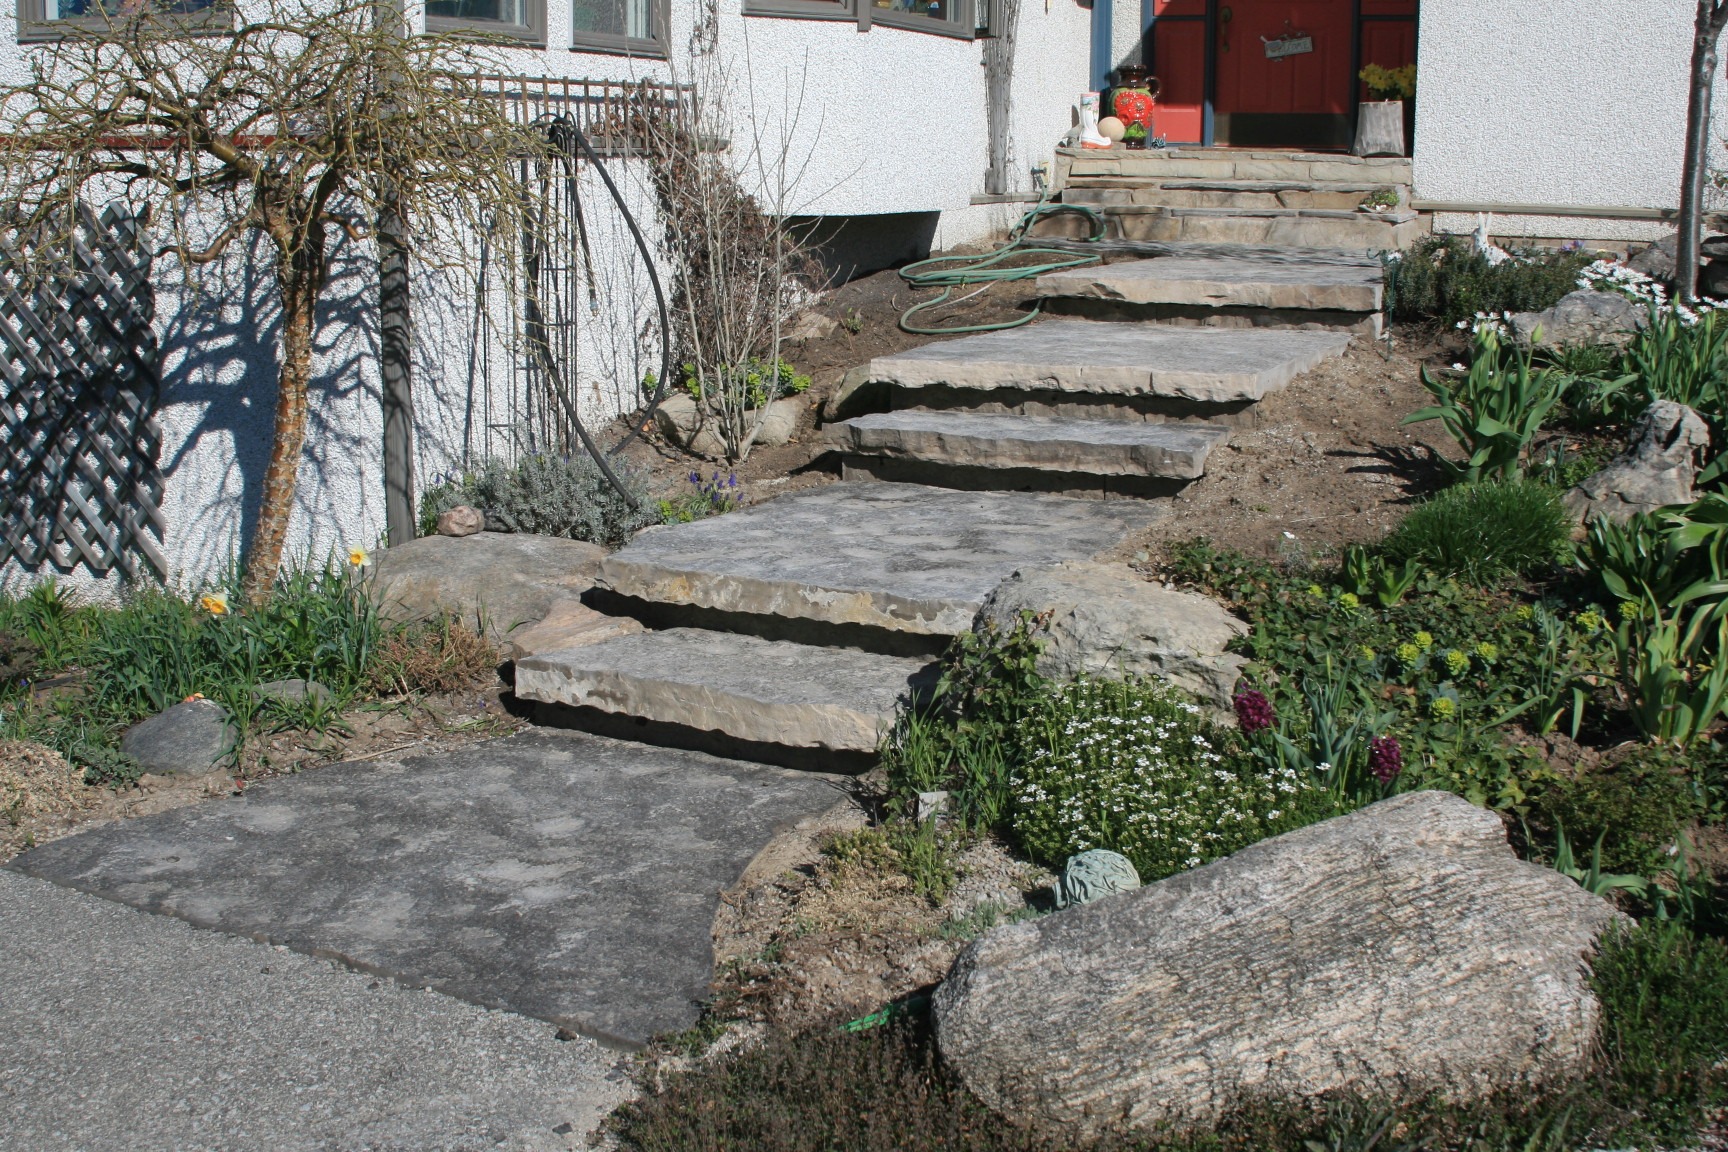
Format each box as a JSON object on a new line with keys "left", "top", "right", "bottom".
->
{"left": 975, "top": 562, "right": 1245, "bottom": 708}
{"left": 932, "top": 791, "right": 1625, "bottom": 1140}
{"left": 1565, "top": 400, "right": 1710, "bottom": 523}
{"left": 371, "top": 532, "right": 605, "bottom": 642}
{"left": 1510, "top": 288, "right": 1644, "bottom": 348}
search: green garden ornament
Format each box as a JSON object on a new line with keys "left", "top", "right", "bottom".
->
{"left": 1054, "top": 849, "right": 1142, "bottom": 909}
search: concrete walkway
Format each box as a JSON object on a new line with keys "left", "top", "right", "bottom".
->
{"left": 9, "top": 728, "right": 848, "bottom": 1048}
{"left": 0, "top": 868, "right": 627, "bottom": 1152}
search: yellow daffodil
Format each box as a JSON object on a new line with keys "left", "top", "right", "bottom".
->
{"left": 348, "top": 546, "right": 370, "bottom": 568}
{"left": 199, "top": 592, "right": 229, "bottom": 616}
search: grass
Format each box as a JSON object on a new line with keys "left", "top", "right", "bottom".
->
{"left": 1380, "top": 481, "right": 1573, "bottom": 584}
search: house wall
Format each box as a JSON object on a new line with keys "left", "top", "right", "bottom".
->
{"left": 1414, "top": 0, "right": 1721, "bottom": 243}
{"left": 0, "top": 0, "right": 1094, "bottom": 601}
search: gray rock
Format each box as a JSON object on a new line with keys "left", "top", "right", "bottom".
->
{"left": 1053, "top": 849, "right": 1140, "bottom": 909}
{"left": 653, "top": 393, "right": 803, "bottom": 458}
{"left": 120, "top": 700, "right": 236, "bottom": 777}
{"left": 1699, "top": 235, "right": 1728, "bottom": 260}
{"left": 1565, "top": 400, "right": 1710, "bottom": 523}
{"left": 1510, "top": 288, "right": 1645, "bottom": 347}
{"left": 599, "top": 483, "right": 1159, "bottom": 640}
{"left": 513, "top": 627, "right": 936, "bottom": 754}
{"left": 253, "top": 679, "right": 334, "bottom": 708}
{"left": 435, "top": 505, "right": 484, "bottom": 537}
{"left": 864, "top": 322, "right": 1353, "bottom": 405}
{"left": 932, "top": 791, "right": 1626, "bottom": 1139}
{"left": 371, "top": 531, "right": 605, "bottom": 642}
{"left": 1702, "top": 258, "right": 1728, "bottom": 299}
{"left": 827, "top": 411, "right": 1229, "bottom": 480}
{"left": 785, "top": 310, "right": 839, "bottom": 342}
{"left": 974, "top": 561, "right": 1246, "bottom": 707}
{"left": 1035, "top": 256, "right": 1384, "bottom": 313}
{"left": 1627, "top": 232, "right": 1676, "bottom": 281}
{"left": 501, "top": 597, "right": 644, "bottom": 661}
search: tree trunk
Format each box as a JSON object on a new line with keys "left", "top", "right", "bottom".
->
{"left": 242, "top": 238, "right": 326, "bottom": 603}
{"left": 1678, "top": 0, "right": 1727, "bottom": 301}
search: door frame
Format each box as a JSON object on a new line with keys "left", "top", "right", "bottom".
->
{"left": 1140, "top": 0, "right": 1414, "bottom": 148}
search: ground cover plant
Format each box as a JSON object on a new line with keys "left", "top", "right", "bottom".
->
{"left": 1383, "top": 235, "right": 1594, "bottom": 326}
{"left": 418, "top": 451, "right": 658, "bottom": 544}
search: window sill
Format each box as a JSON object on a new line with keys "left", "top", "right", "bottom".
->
{"left": 426, "top": 15, "right": 546, "bottom": 44}
{"left": 17, "top": 8, "right": 230, "bottom": 40}
{"left": 741, "top": 0, "right": 852, "bottom": 20}
{"left": 568, "top": 36, "right": 667, "bottom": 58}
{"left": 868, "top": 9, "right": 974, "bottom": 37}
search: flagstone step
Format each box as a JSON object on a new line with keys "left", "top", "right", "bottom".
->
{"left": 827, "top": 410, "right": 1229, "bottom": 480}
{"left": 595, "top": 482, "right": 1158, "bottom": 640}
{"left": 1056, "top": 146, "right": 1413, "bottom": 186}
{"left": 859, "top": 320, "right": 1350, "bottom": 405}
{"left": 514, "top": 628, "right": 936, "bottom": 754}
{"left": 1036, "top": 255, "right": 1385, "bottom": 316}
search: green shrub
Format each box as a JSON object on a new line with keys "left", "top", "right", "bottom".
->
{"left": 1527, "top": 751, "right": 1703, "bottom": 876}
{"left": 1381, "top": 481, "right": 1572, "bottom": 584}
{"left": 1593, "top": 920, "right": 1728, "bottom": 1143}
{"left": 1384, "top": 236, "right": 1593, "bottom": 326}
{"left": 677, "top": 356, "right": 811, "bottom": 409}
{"left": 1011, "top": 677, "right": 1328, "bottom": 881}
{"left": 419, "top": 451, "right": 657, "bottom": 545}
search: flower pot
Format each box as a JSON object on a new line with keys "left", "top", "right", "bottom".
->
{"left": 1352, "top": 100, "right": 1406, "bottom": 158}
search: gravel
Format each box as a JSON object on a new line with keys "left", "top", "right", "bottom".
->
{"left": 0, "top": 869, "right": 630, "bottom": 1152}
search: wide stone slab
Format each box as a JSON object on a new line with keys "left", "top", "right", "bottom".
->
{"left": 598, "top": 483, "right": 1158, "bottom": 638}
{"left": 827, "top": 410, "right": 1228, "bottom": 480}
{"left": 1036, "top": 256, "right": 1384, "bottom": 313}
{"left": 516, "top": 628, "right": 936, "bottom": 753}
{"left": 864, "top": 321, "right": 1350, "bottom": 405}
{"left": 372, "top": 531, "right": 606, "bottom": 641}
{"left": 7, "top": 729, "right": 846, "bottom": 1048}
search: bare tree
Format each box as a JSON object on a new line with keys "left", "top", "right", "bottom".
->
{"left": 0, "top": 0, "right": 546, "bottom": 599}
{"left": 1678, "top": 0, "right": 1728, "bottom": 299}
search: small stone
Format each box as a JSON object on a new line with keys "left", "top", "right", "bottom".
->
{"left": 916, "top": 791, "right": 950, "bottom": 823}
{"left": 1053, "top": 849, "right": 1139, "bottom": 908}
{"left": 1700, "top": 235, "right": 1728, "bottom": 260}
{"left": 1702, "top": 258, "right": 1728, "bottom": 299}
{"left": 785, "top": 311, "right": 838, "bottom": 342}
{"left": 254, "top": 678, "right": 334, "bottom": 708}
{"left": 436, "top": 505, "right": 485, "bottom": 537}
{"left": 120, "top": 700, "right": 237, "bottom": 778}
{"left": 653, "top": 393, "right": 803, "bottom": 458}
{"left": 1565, "top": 400, "right": 1711, "bottom": 523}
{"left": 1627, "top": 232, "right": 1677, "bottom": 281}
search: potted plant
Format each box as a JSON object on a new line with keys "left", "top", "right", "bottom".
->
{"left": 1353, "top": 64, "right": 1416, "bottom": 157}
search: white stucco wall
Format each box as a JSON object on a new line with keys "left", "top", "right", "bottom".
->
{"left": 0, "top": 0, "right": 1092, "bottom": 600}
{"left": 1414, "top": 0, "right": 1721, "bottom": 242}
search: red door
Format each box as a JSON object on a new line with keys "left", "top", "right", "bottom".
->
{"left": 1214, "top": 0, "right": 1355, "bottom": 118}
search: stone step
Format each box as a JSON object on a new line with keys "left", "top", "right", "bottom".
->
{"left": 1058, "top": 146, "right": 1412, "bottom": 186}
{"left": 860, "top": 320, "right": 1350, "bottom": 405}
{"left": 1064, "top": 181, "right": 1409, "bottom": 212}
{"left": 1037, "top": 203, "right": 1424, "bottom": 250}
{"left": 595, "top": 482, "right": 1159, "bottom": 641}
{"left": 1036, "top": 256, "right": 1384, "bottom": 314}
{"left": 829, "top": 410, "right": 1228, "bottom": 481}
{"left": 514, "top": 628, "right": 935, "bottom": 754}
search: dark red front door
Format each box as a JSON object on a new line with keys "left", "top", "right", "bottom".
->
{"left": 1215, "top": 1, "right": 1354, "bottom": 117}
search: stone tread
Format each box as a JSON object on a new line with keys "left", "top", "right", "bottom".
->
{"left": 1036, "top": 256, "right": 1384, "bottom": 313}
{"left": 514, "top": 628, "right": 935, "bottom": 753}
{"left": 596, "top": 482, "right": 1158, "bottom": 638}
{"left": 828, "top": 410, "right": 1229, "bottom": 479}
{"left": 864, "top": 320, "right": 1351, "bottom": 404}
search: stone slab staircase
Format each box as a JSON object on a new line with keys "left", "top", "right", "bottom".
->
{"left": 512, "top": 155, "right": 1398, "bottom": 767}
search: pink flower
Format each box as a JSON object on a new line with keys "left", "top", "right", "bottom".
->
{"left": 1234, "top": 690, "right": 1274, "bottom": 735}
{"left": 1369, "top": 736, "right": 1403, "bottom": 783}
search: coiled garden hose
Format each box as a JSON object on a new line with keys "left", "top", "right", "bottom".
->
{"left": 896, "top": 201, "right": 1109, "bottom": 335}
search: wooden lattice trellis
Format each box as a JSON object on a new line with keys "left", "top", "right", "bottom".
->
{"left": 0, "top": 204, "right": 166, "bottom": 581}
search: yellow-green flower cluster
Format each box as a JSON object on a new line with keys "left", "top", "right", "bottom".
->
{"left": 1429, "top": 696, "right": 1456, "bottom": 720}
{"left": 1396, "top": 642, "right": 1422, "bottom": 665}
{"left": 1443, "top": 649, "right": 1470, "bottom": 677}
{"left": 1414, "top": 631, "right": 1435, "bottom": 651}
{"left": 1475, "top": 641, "right": 1499, "bottom": 662}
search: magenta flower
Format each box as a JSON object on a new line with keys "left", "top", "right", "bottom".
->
{"left": 1234, "top": 689, "right": 1274, "bottom": 735}
{"left": 1369, "top": 736, "right": 1403, "bottom": 784}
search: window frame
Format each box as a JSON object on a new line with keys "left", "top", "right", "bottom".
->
{"left": 567, "top": 0, "right": 668, "bottom": 58}
{"left": 426, "top": 0, "right": 546, "bottom": 47}
{"left": 866, "top": 0, "right": 974, "bottom": 39}
{"left": 741, "top": 0, "right": 851, "bottom": 24}
{"left": 15, "top": 0, "right": 230, "bottom": 42}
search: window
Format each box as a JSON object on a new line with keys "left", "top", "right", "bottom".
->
{"left": 741, "top": 0, "right": 850, "bottom": 23}
{"left": 569, "top": 0, "right": 665, "bottom": 55}
{"left": 869, "top": 0, "right": 974, "bottom": 37}
{"left": 427, "top": 0, "right": 546, "bottom": 45}
{"left": 17, "top": 0, "right": 227, "bottom": 40}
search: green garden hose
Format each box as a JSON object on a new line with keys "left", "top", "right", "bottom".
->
{"left": 897, "top": 201, "right": 1109, "bottom": 335}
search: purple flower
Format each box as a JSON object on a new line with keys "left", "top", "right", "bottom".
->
{"left": 1234, "top": 689, "right": 1274, "bottom": 735}
{"left": 1369, "top": 736, "right": 1403, "bottom": 784}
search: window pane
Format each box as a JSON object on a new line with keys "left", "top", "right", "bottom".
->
{"left": 46, "top": 0, "right": 217, "bottom": 16}
{"left": 427, "top": 0, "right": 525, "bottom": 23}
{"left": 573, "top": 0, "right": 653, "bottom": 38}
{"left": 874, "top": 0, "right": 958, "bottom": 22}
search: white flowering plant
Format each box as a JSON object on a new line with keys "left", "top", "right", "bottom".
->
{"left": 1010, "top": 677, "right": 1329, "bottom": 882}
